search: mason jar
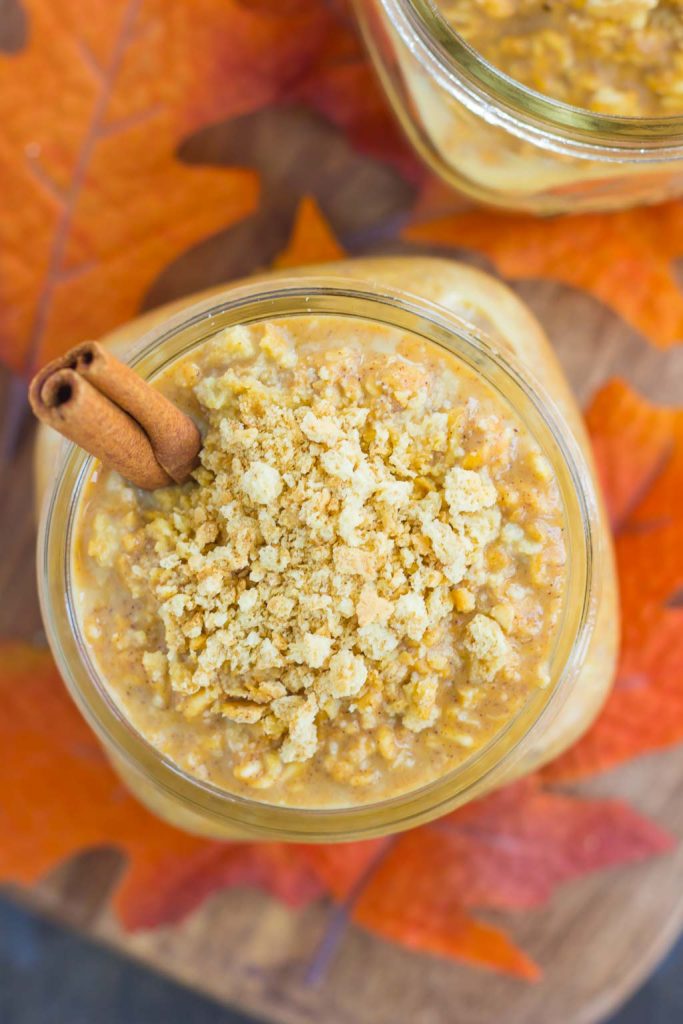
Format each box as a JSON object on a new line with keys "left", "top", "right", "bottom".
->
{"left": 353, "top": 0, "right": 683, "bottom": 213}
{"left": 36, "top": 257, "right": 618, "bottom": 840}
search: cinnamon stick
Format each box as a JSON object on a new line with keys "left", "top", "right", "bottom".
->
{"left": 29, "top": 342, "right": 202, "bottom": 490}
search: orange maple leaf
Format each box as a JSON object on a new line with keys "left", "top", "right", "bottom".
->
{"left": 403, "top": 201, "right": 683, "bottom": 348}
{"left": 274, "top": 195, "right": 346, "bottom": 268}
{"left": 0, "top": 0, "right": 411, "bottom": 377}
{"left": 0, "top": 644, "right": 322, "bottom": 927}
{"left": 0, "top": 0, "right": 262, "bottom": 374}
{"left": 545, "top": 381, "right": 683, "bottom": 781}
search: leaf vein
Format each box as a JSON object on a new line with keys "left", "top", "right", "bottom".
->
{"left": 23, "top": 0, "right": 143, "bottom": 372}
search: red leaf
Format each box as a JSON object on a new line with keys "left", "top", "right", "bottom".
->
{"left": 297, "top": 838, "right": 390, "bottom": 901}
{"left": 182, "top": 0, "right": 413, "bottom": 180}
{"left": 301, "top": 777, "right": 671, "bottom": 979}
{"left": 344, "top": 778, "right": 670, "bottom": 978}
{"left": 356, "top": 895, "right": 541, "bottom": 981}
{"left": 425, "top": 779, "right": 673, "bottom": 910}
{"left": 117, "top": 841, "right": 323, "bottom": 931}
{"left": 301, "top": 836, "right": 540, "bottom": 980}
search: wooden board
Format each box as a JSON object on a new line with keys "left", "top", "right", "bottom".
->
{"left": 2, "top": 107, "right": 683, "bottom": 1024}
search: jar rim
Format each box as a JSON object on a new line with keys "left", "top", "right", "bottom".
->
{"left": 384, "top": 0, "right": 683, "bottom": 160}
{"left": 38, "top": 275, "right": 599, "bottom": 839}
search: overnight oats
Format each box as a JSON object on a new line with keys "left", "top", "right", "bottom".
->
{"left": 38, "top": 260, "right": 618, "bottom": 838}
{"left": 353, "top": 0, "right": 683, "bottom": 212}
{"left": 75, "top": 315, "right": 567, "bottom": 807}
{"left": 442, "top": 0, "right": 683, "bottom": 117}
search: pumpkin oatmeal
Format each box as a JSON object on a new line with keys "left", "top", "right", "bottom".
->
{"left": 439, "top": 0, "right": 683, "bottom": 116}
{"left": 74, "top": 313, "right": 567, "bottom": 809}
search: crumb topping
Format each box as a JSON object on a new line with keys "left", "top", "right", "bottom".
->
{"left": 79, "top": 317, "right": 566, "bottom": 805}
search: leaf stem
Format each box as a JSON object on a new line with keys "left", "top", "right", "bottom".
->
{"left": 24, "top": 0, "right": 143, "bottom": 374}
{"left": 303, "top": 838, "right": 396, "bottom": 987}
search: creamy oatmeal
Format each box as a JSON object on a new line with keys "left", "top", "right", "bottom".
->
{"left": 74, "top": 313, "right": 567, "bottom": 809}
{"left": 440, "top": 0, "right": 683, "bottom": 116}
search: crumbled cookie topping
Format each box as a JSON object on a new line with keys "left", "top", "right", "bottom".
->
{"left": 442, "top": 0, "right": 683, "bottom": 116}
{"left": 78, "top": 316, "right": 566, "bottom": 806}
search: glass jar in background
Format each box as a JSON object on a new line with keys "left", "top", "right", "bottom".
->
{"left": 36, "top": 258, "right": 618, "bottom": 840}
{"left": 353, "top": 0, "right": 683, "bottom": 214}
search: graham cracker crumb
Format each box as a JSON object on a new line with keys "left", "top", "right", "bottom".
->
{"left": 80, "top": 317, "right": 566, "bottom": 801}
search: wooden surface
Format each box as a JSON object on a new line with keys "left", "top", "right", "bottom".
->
{"left": 2, "top": 111, "right": 683, "bottom": 1023}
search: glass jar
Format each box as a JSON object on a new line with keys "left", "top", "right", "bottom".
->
{"left": 37, "top": 258, "right": 618, "bottom": 841}
{"left": 353, "top": 0, "right": 683, "bottom": 213}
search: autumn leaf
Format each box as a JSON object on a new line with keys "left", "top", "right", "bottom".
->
{"left": 300, "top": 837, "right": 540, "bottom": 980}
{"left": 117, "top": 840, "right": 323, "bottom": 931}
{"left": 301, "top": 778, "right": 671, "bottom": 980}
{"left": 274, "top": 195, "right": 345, "bottom": 268}
{"left": 0, "top": 644, "right": 322, "bottom": 929}
{"left": 297, "top": 838, "right": 391, "bottom": 902}
{"left": 145, "top": 107, "right": 412, "bottom": 308}
{"left": 386, "top": 780, "right": 673, "bottom": 913}
{"left": 291, "top": 0, "right": 419, "bottom": 184}
{"left": 176, "top": 0, "right": 408, "bottom": 174}
{"left": 225, "top": 0, "right": 417, "bottom": 182}
{"left": 0, "top": 0, "right": 405, "bottom": 375}
{"left": 0, "top": 0, "right": 264, "bottom": 373}
{"left": 545, "top": 381, "right": 683, "bottom": 782}
{"left": 0, "top": 641, "right": 672, "bottom": 978}
{"left": 403, "top": 201, "right": 683, "bottom": 348}
{"left": 358, "top": 893, "right": 541, "bottom": 980}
